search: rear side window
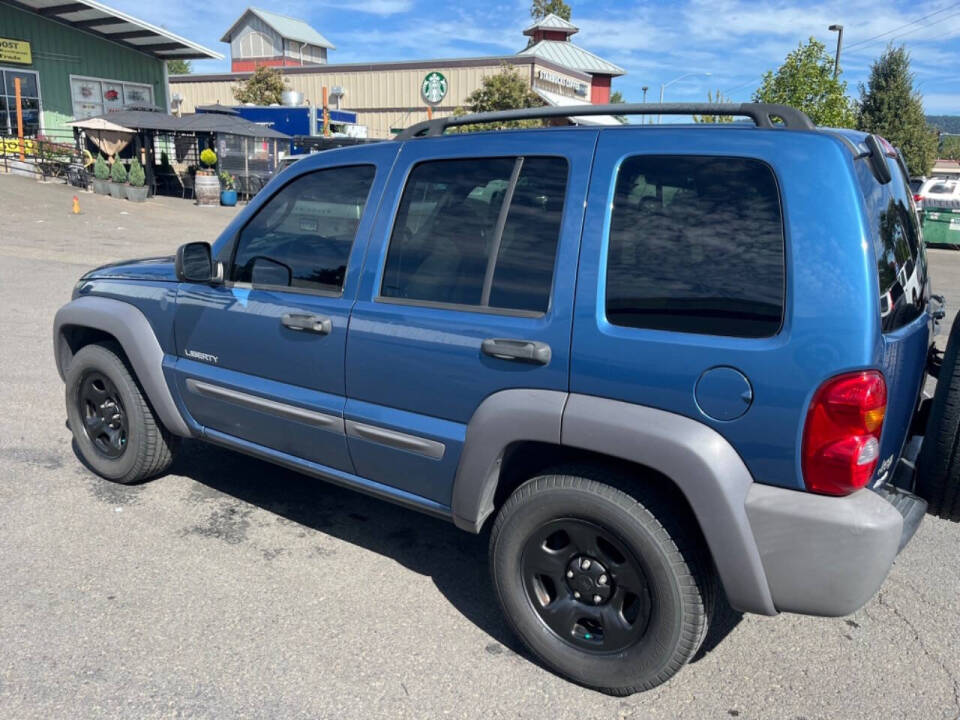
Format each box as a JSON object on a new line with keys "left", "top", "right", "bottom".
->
{"left": 874, "top": 157, "right": 926, "bottom": 331}
{"left": 231, "top": 164, "right": 375, "bottom": 293}
{"left": 605, "top": 155, "right": 785, "bottom": 338}
{"left": 380, "top": 156, "right": 568, "bottom": 313}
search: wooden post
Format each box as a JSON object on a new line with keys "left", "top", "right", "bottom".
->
{"left": 322, "top": 85, "right": 330, "bottom": 138}
{"left": 14, "top": 77, "right": 25, "bottom": 161}
{"left": 427, "top": 105, "right": 433, "bottom": 120}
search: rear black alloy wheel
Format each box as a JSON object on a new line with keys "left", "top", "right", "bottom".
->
{"left": 522, "top": 519, "right": 651, "bottom": 653}
{"left": 77, "top": 371, "right": 129, "bottom": 458}
{"left": 490, "top": 469, "right": 714, "bottom": 695}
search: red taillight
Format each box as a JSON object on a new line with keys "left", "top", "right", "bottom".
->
{"left": 802, "top": 371, "right": 887, "bottom": 496}
{"left": 914, "top": 194, "right": 923, "bottom": 203}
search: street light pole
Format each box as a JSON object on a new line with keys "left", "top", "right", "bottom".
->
{"left": 642, "top": 85, "right": 648, "bottom": 123}
{"left": 829, "top": 24, "right": 844, "bottom": 78}
{"left": 657, "top": 72, "right": 711, "bottom": 123}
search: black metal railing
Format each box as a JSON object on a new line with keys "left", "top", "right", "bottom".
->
{"left": 0, "top": 130, "right": 89, "bottom": 188}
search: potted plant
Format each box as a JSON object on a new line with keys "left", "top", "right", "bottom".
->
{"left": 92, "top": 154, "right": 110, "bottom": 195}
{"left": 109, "top": 158, "right": 128, "bottom": 199}
{"left": 219, "top": 170, "right": 237, "bottom": 206}
{"left": 195, "top": 148, "right": 220, "bottom": 206}
{"left": 126, "top": 158, "right": 148, "bottom": 202}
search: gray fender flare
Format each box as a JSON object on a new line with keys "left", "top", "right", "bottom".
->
{"left": 53, "top": 296, "right": 192, "bottom": 437}
{"left": 451, "top": 390, "right": 776, "bottom": 616}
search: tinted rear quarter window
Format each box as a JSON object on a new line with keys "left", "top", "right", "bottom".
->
{"left": 605, "top": 155, "right": 785, "bottom": 338}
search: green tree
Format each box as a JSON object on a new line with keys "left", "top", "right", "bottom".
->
{"left": 531, "top": 0, "right": 571, "bottom": 20}
{"left": 753, "top": 38, "right": 855, "bottom": 127}
{"left": 857, "top": 45, "right": 938, "bottom": 176}
{"left": 941, "top": 135, "right": 960, "bottom": 162}
{"left": 453, "top": 63, "right": 545, "bottom": 131}
{"left": 693, "top": 89, "right": 734, "bottom": 123}
{"left": 609, "top": 90, "right": 627, "bottom": 124}
{"left": 166, "top": 59, "right": 192, "bottom": 75}
{"left": 232, "top": 65, "right": 287, "bottom": 105}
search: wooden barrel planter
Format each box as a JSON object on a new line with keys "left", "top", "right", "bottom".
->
{"left": 195, "top": 173, "right": 220, "bottom": 207}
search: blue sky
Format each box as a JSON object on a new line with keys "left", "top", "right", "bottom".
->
{"left": 113, "top": 0, "right": 960, "bottom": 114}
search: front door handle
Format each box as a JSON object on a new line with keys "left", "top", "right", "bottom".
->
{"left": 481, "top": 338, "right": 551, "bottom": 365}
{"left": 281, "top": 313, "right": 332, "bottom": 335}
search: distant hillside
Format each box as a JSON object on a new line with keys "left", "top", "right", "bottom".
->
{"left": 928, "top": 115, "right": 960, "bottom": 133}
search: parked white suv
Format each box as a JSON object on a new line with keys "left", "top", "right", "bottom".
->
{"left": 919, "top": 177, "right": 960, "bottom": 208}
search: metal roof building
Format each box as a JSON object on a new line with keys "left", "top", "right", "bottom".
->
{"left": 517, "top": 13, "right": 625, "bottom": 103}
{"left": 221, "top": 7, "right": 336, "bottom": 72}
{"left": 0, "top": 0, "right": 220, "bottom": 135}
{"left": 169, "top": 11, "right": 627, "bottom": 139}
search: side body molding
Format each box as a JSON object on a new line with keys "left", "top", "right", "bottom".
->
{"left": 53, "top": 296, "right": 192, "bottom": 437}
{"left": 560, "top": 394, "right": 776, "bottom": 615}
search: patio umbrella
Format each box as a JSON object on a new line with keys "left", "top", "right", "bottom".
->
{"left": 67, "top": 117, "right": 135, "bottom": 157}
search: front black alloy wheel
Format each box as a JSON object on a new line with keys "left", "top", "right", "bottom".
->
{"left": 522, "top": 518, "right": 651, "bottom": 653}
{"left": 490, "top": 469, "right": 715, "bottom": 695}
{"left": 77, "top": 371, "right": 129, "bottom": 458}
{"left": 66, "top": 342, "right": 177, "bottom": 484}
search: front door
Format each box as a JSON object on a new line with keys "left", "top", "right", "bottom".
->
{"left": 171, "top": 146, "right": 394, "bottom": 471}
{"left": 344, "top": 131, "right": 598, "bottom": 506}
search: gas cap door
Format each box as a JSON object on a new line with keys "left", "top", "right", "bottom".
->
{"left": 695, "top": 367, "right": 753, "bottom": 422}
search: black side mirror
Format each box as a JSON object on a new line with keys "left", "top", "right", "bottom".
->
{"left": 175, "top": 242, "right": 214, "bottom": 283}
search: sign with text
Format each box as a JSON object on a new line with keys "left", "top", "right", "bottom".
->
{"left": 535, "top": 69, "right": 587, "bottom": 97}
{"left": 0, "top": 38, "right": 32, "bottom": 65}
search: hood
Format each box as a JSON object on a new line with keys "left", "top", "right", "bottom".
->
{"left": 81, "top": 256, "right": 177, "bottom": 282}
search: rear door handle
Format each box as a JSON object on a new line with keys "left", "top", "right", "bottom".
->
{"left": 281, "top": 313, "right": 332, "bottom": 335}
{"left": 481, "top": 338, "right": 551, "bottom": 365}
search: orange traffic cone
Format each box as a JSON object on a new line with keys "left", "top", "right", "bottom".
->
{"left": 72, "top": 196, "right": 80, "bottom": 214}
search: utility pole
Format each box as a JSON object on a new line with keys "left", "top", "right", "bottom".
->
{"left": 829, "top": 24, "right": 844, "bottom": 78}
{"left": 642, "top": 86, "right": 648, "bottom": 123}
{"left": 657, "top": 72, "right": 710, "bottom": 124}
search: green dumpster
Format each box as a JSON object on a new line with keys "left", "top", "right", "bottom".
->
{"left": 923, "top": 206, "right": 960, "bottom": 247}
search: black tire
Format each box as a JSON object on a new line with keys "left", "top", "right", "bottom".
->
{"left": 489, "top": 467, "right": 714, "bottom": 695}
{"left": 66, "top": 342, "right": 177, "bottom": 484}
{"left": 917, "top": 310, "right": 960, "bottom": 521}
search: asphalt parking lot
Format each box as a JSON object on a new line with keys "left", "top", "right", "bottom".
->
{"left": 1, "top": 174, "right": 959, "bottom": 720}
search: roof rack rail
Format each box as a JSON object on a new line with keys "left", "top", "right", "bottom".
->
{"left": 395, "top": 102, "right": 815, "bottom": 139}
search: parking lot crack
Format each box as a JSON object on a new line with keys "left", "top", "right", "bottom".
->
{"left": 878, "top": 592, "right": 960, "bottom": 715}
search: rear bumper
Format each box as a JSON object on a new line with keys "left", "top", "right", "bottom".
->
{"left": 745, "top": 483, "right": 924, "bottom": 616}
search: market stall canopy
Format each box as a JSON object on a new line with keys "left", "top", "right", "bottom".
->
{"left": 66, "top": 116, "right": 135, "bottom": 133}
{"left": 1, "top": 0, "right": 222, "bottom": 61}
{"left": 66, "top": 116, "right": 135, "bottom": 155}
{"left": 69, "top": 110, "right": 291, "bottom": 138}
{"left": 532, "top": 87, "right": 622, "bottom": 126}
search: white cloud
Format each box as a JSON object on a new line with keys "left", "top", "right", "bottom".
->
{"left": 309, "top": 0, "right": 414, "bottom": 15}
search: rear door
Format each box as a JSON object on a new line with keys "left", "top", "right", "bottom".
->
{"left": 171, "top": 144, "right": 396, "bottom": 471}
{"left": 344, "top": 131, "right": 596, "bottom": 506}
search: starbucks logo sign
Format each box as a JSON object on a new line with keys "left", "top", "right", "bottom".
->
{"left": 421, "top": 71, "right": 448, "bottom": 105}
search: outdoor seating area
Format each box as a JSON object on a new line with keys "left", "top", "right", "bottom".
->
{"left": 66, "top": 109, "right": 290, "bottom": 203}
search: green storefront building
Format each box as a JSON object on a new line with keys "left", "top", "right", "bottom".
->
{"left": 0, "top": 0, "right": 219, "bottom": 138}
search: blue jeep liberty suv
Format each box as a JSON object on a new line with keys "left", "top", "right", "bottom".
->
{"left": 54, "top": 104, "right": 960, "bottom": 694}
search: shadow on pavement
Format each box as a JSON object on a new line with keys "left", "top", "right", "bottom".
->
{"left": 72, "top": 436, "right": 743, "bottom": 668}
{"left": 167, "top": 439, "right": 530, "bottom": 656}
